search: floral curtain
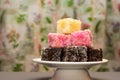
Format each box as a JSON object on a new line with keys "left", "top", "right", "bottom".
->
{"left": 0, "top": 0, "right": 120, "bottom": 72}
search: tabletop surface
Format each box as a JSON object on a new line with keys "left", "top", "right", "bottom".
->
{"left": 0, "top": 71, "right": 119, "bottom": 80}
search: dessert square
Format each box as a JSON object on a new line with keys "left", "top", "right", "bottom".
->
{"left": 71, "top": 30, "right": 92, "bottom": 47}
{"left": 63, "top": 46, "right": 88, "bottom": 62}
{"left": 87, "top": 47, "right": 103, "bottom": 61}
{"left": 57, "top": 18, "right": 81, "bottom": 34}
{"left": 41, "top": 47, "right": 63, "bottom": 61}
{"left": 48, "top": 33, "right": 71, "bottom": 47}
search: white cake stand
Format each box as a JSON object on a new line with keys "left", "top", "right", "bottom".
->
{"left": 33, "top": 58, "right": 108, "bottom": 80}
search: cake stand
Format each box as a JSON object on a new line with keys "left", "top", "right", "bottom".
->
{"left": 33, "top": 58, "right": 108, "bottom": 80}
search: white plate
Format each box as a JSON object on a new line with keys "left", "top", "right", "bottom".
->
{"left": 32, "top": 58, "right": 108, "bottom": 68}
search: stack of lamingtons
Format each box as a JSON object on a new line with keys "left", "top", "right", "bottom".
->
{"left": 41, "top": 18, "right": 102, "bottom": 62}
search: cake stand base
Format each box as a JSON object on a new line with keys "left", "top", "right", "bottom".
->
{"left": 52, "top": 68, "right": 91, "bottom": 80}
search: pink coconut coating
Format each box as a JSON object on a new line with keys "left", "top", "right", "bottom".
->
{"left": 48, "top": 33, "right": 71, "bottom": 47}
{"left": 71, "top": 30, "right": 92, "bottom": 47}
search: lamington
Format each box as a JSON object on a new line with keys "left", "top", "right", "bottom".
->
{"left": 63, "top": 46, "right": 87, "bottom": 62}
{"left": 87, "top": 47, "right": 103, "bottom": 61}
{"left": 41, "top": 47, "right": 63, "bottom": 61}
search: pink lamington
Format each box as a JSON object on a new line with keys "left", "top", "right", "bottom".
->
{"left": 71, "top": 30, "right": 92, "bottom": 47}
{"left": 48, "top": 33, "right": 71, "bottom": 47}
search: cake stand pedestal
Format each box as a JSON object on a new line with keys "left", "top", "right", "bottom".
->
{"left": 53, "top": 68, "right": 91, "bottom": 80}
{"left": 33, "top": 58, "right": 108, "bottom": 80}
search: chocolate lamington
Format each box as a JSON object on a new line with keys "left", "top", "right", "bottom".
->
{"left": 87, "top": 47, "right": 102, "bottom": 61}
{"left": 41, "top": 47, "right": 63, "bottom": 61}
{"left": 63, "top": 46, "right": 88, "bottom": 62}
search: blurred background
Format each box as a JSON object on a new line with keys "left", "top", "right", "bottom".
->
{"left": 0, "top": 0, "right": 120, "bottom": 72}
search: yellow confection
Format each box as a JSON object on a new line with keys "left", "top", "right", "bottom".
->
{"left": 57, "top": 18, "right": 81, "bottom": 34}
